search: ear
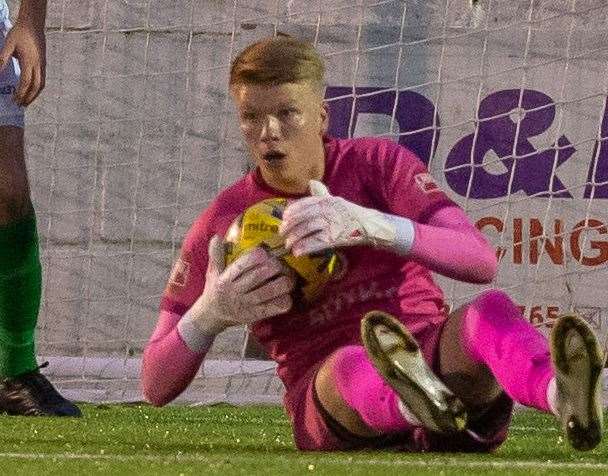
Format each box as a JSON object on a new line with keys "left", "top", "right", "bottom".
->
{"left": 320, "top": 102, "right": 329, "bottom": 136}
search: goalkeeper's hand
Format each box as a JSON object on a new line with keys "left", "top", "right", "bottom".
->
{"left": 185, "top": 235, "right": 295, "bottom": 337}
{"left": 280, "top": 180, "right": 415, "bottom": 256}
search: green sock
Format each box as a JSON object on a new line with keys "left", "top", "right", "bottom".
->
{"left": 0, "top": 215, "right": 41, "bottom": 378}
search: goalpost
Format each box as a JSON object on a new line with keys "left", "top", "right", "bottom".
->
{"left": 18, "top": 0, "right": 608, "bottom": 404}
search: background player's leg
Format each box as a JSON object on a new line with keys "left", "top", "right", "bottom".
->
{"left": 0, "top": 124, "right": 40, "bottom": 379}
{"left": 0, "top": 124, "right": 81, "bottom": 416}
{"left": 439, "top": 289, "right": 553, "bottom": 412}
{"left": 0, "top": 126, "right": 31, "bottom": 220}
{"left": 0, "top": 0, "right": 38, "bottom": 383}
{"left": 0, "top": 3, "right": 80, "bottom": 412}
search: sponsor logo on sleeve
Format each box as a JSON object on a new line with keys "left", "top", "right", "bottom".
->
{"left": 414, "top": 172, "right": 441, "bottom": 194}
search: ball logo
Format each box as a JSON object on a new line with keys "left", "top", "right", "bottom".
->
{"left": 244, "top": 222, "right": 279, "bottom": 233}
{"left": 414, "top": 172, "right": 440, "bottom": 194}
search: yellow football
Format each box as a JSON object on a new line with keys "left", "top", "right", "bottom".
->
{"left": 224, "top": 198, "right": 339, "bottom": 307}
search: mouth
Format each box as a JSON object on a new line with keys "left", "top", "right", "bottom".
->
{"left": 262, "top": 151, "right": 287, "bottom": 163}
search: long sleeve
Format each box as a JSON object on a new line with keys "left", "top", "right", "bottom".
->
{"left": 141, "top": 310, "right": 209, "bottom": 406}
{"left": 409, "top": 205, "right": 498, "bottom": 284}
{"left": 369, "top": 140, "right": 496, "bottom": 284}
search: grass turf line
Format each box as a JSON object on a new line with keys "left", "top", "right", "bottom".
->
{"left": 0, "top": 404, "right": 605, "bottom": 475}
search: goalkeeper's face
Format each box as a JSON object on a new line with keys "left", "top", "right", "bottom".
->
{"left": 232, "top": 81, "right": 328, "bottom": 194}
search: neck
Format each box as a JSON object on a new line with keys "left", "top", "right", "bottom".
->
{"left": 261, "top": 161, "right": 324, "bottom": 195}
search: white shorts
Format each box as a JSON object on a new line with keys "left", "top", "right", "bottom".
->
{"left": 0, "top": 0, "right": 24, "bottom": 128}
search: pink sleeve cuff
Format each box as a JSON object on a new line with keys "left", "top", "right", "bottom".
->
{"left": 141, "top": 310, "right": 210, "bottom": 406}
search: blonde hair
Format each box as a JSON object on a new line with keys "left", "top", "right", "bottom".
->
{"left": 230, "top": 36, "right": 325, "bottom": 92}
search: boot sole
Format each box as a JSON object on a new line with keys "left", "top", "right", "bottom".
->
{"left": 551, "top": 313, "right": 604, "bottom": 451}
{"left": 361, "top": 310, "right": 467, "bottom": 433}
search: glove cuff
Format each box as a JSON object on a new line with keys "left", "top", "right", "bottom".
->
{"left": 380, "top": 212, "right": 415, "bottom": 255}
{"left": 177, "top": 309, "right": 220, "bottom": 352}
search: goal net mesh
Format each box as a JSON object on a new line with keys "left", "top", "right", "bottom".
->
{"left": 16, "top": 0, "right": 608, "bottom": 403}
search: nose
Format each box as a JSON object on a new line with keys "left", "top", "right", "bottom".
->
{"left": 260, "top": 115, "right": 280, "bottom": 142}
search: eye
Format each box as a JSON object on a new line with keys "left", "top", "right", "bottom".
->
{"left": 241, "top": 111, "right": 257, "bottom": 121}
{"left": 279, "top": 108, "right": 298, "bottom": 118}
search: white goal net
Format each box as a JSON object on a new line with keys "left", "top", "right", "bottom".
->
{"left": 14, "top": 0, "right": 608, "bottom": 404}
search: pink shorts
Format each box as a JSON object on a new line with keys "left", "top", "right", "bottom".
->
{"left": 283, "top": 327, "right": 513, "bottom": 452}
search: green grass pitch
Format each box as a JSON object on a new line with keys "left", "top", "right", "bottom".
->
{"left": 0, "top": 404, "right": 605, "bottom": 475}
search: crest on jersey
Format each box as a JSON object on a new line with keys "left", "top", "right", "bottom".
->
{"left": 414, "top": 172, "right": 440, "bottom": 194}
{"left": 168, "top": 256, "right": 191, "bottom": 288}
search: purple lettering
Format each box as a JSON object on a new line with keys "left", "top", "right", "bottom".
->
{"left": 325, "top": 87, "right": 439, "bottom": 165}
{"left": 445, "top": 89, "right": 575, "bottom": 198}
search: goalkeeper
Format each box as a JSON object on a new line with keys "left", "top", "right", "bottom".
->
{"left": 0, "top": 0, "right": 79, "bottom": 416}
{"left": 142, "top": 35, "right": 603, "bottom": 452}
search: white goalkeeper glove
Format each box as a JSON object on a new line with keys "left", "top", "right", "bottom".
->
{"left": 178, "top": 235, "right": 294, "bottom": 351}
{"left": 280, "top": 180, "right": 415, "bottom": 257}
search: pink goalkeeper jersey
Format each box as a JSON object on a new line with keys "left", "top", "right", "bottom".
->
{"left": 157, "top": 136, "right": 459, "bottom": 392}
